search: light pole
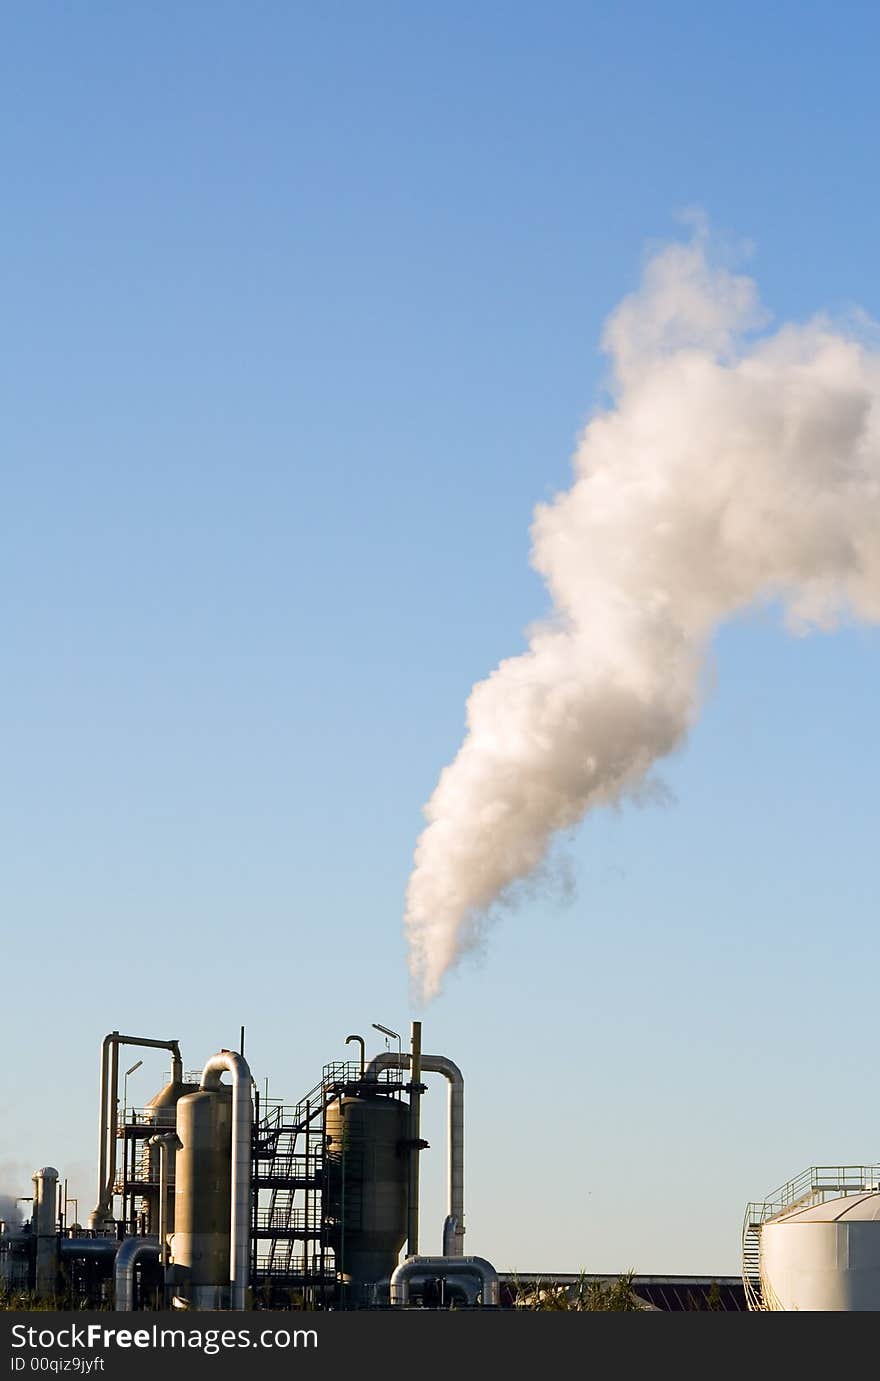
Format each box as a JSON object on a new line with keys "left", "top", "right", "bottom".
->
{"left": 371, "top": 1022, "right": 401, "bottom": 1066}
{"left": 123, "top": 1059, "right": 143, "bottom": 1122}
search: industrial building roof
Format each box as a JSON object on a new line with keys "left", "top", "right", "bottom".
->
{"left": 498, "top": 1274, "right": 746, "bottom": 1311}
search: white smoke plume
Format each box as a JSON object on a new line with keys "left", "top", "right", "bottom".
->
{"left": 405, "top": 228, "right": 880, "bottom": 1001}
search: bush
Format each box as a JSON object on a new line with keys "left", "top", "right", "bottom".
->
{"left": 512, "top": 1269, "right": 645, "bottom": 1311}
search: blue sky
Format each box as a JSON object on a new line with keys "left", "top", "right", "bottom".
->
{"left": 2, "top": 1, "right": 880, "bottom": 1274}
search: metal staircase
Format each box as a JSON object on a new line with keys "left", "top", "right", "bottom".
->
{"left": 250, "top": 1062, "right": 370, "bottom": 1303}
{"left": 742, "top": 1164, "right": 880, "bottom": 1310}
{"left": 741, "top": 1213, "right": 762, "bottom": 1311}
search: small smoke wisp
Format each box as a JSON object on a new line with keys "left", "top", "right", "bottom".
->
{"left": 405, "top": 228, "right": 880, "bottom": 1000}
{"left": 0, "top": 1194, "right": 23, "bottom": 1230}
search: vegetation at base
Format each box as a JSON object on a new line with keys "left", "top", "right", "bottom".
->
{"left": 511, "top": 1269, "right": 645, "bottom": 1311}
{"left": 1, "top": 1290, "right": 68, "bottom": 1311}
{"left": 1, "top": 1280, "right": 112, "bottom": 1311}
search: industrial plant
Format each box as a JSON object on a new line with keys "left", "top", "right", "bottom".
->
{"left": 7, "top": 1021, "right": 880, "bottom": 1311}
{"left": 0, "top": 1022, "right": 504, "bottom": 1310}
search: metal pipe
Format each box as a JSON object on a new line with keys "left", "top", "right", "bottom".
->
{"left": 366, "top": 1050, "right": 465, "bottom": 1255}
{"left": 427, "top": 1055, "right": 464, "bottom": 1257}
{"left": 91, "top": 1034, "right": 114, "bottom": 1230}
{"left": 199, "top": 1050, "right": 253, "bottom": 1310}
{"left": 148, "top": 1132, "right": 181, "bottom": 1288}
{"left": 407, "top": 1022, "right": 422, "bottom": 1257}
{"left": 95, "top": 1043, "right": 106, "bottom": 1226}
{"left": 442, "top": 1214, "right": 459, "bottom": 1257}
{"left": 59, "top": 1238, "right": 118, "bottom": 1262}
{"left": 108, "top": 1038, "right": 119, "bottom": 1213}
{"left": 115, "top": 1236, "right": 159, "bottom": 1312}
{"left": 90, "top": 1033, "right": 184, "bottom": 1231}
{"left": 390, "top": 1255, "right": 499, "bottom": 1307}
{"left": 345, "top": 1034, "right": 365, "bottom": 1076}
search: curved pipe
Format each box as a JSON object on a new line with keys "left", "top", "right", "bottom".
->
{"left": 148, "top": 1132, "right": 181, "bottom": 1269}
{"left": 90, "top": 1033, "right": 183, "bottom": 1231}
{"left": 114, "top": 1236, "right": 159, "bottom": 1311}
{"left": 366, "top": 1051, "right": 465, "bottom": 1255}
{"left": 345, "top": 1034, "right": 365, "bottom": 1077}
{"left": 200, "top": 1050, "right": 253, "bottom": 1310}
{"left": 390, "top": 1255, "right": 499, "bottom": 1307}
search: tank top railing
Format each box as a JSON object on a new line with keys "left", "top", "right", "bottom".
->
{"left": 742, "top": 1165, "right": 880, "bottom": 1310}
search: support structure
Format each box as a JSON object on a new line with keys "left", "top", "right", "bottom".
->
{"left": 89, "top": 1032, "right": 183, "bottom": 1232}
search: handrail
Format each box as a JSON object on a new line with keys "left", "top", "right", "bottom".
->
{"left": 741, "top": 1164, "right": 880, "bottom": 1311}
{"left": 254, "top": 1207, "right": 320, "bottom": 1231}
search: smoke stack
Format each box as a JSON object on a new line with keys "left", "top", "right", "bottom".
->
{"left": 32, "top": 1167, "right": 59, "bottom": 1300}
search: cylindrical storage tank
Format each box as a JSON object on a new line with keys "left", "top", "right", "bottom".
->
{"left": 324, "top": 1094, "right": 408, "bottom": 1304}
{"left": 139, "top": 1080, "right": 198, "bottom": 1235}
{"left": 170, "top": 1087, "right": 232, "bottom": 1309}
{"left": 760, "top": 1192, "right": 880, "bottom": 1310}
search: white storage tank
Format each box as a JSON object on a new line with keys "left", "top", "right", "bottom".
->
{"left": 761, "top": 1192, "right": 880, "bottom": 1310}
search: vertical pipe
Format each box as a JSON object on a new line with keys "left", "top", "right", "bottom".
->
{"left": 319, "top": 1095, "right": 327, "bottom": 1308}
{"left": 439, "top": 1058, "right": 465, "bottom": 1256}
{"left": 303, "top": 1123, "right": 309, "bottom": 1283}
{"left": 158, "top": 1144, "right": 168, "bottom": 1272}
{"left": 148, "top": 1133, "right": 180, "bottom": 1304}
{"left": 91, "top": 1034, "right": 115, "bottom": 1230}
{"left": 340, "top": 1105, "right": 346, "bottom": 1301}
{"left": 252, "top": 1086, "right": 260, "bottom": 1289}
{"left": 199, "top": 1051, "right": 253, "bottom": 1310}
{"left": 407, "top": 1021, "right": 422, "bottom": 1257}
{"left": 107, "top": 1038, "right": 120, "bottom": 1214}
